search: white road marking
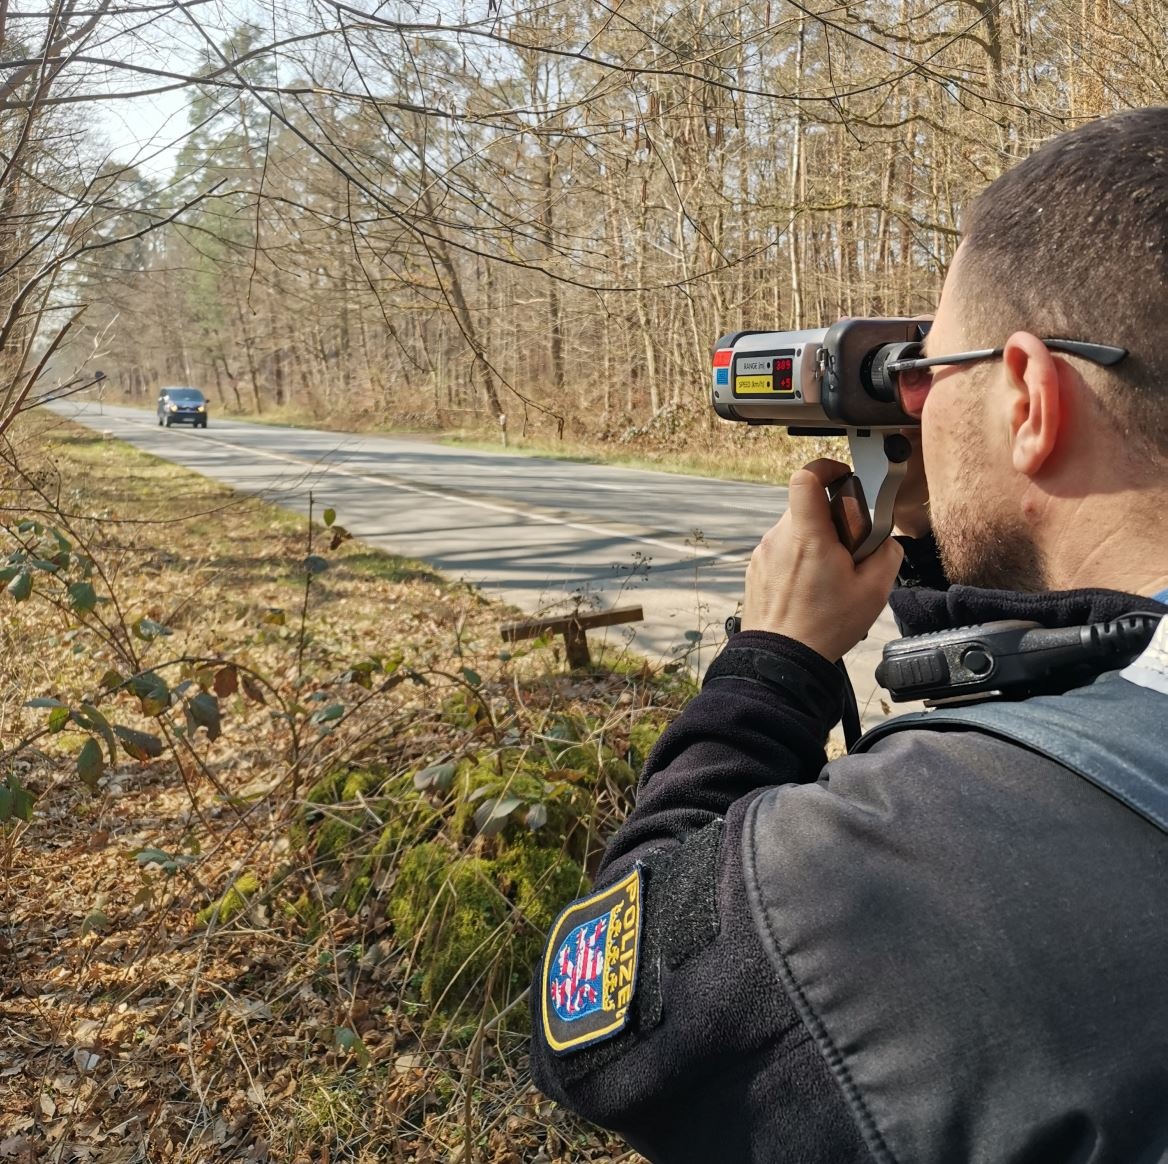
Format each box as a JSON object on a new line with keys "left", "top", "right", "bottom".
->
{"left": 119, "top": 416, "right": 752, "bottom": 565}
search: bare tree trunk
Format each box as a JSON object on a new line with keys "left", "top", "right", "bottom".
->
{"left": 787, "top": 17, "right": 806, "bottom": 328}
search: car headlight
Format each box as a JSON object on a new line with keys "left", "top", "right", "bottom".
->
{"left": 168, "top": 404, "right": 177, "bottom": 412}
{"left": 197, "top": 405, "right": 205, "bottom": 412}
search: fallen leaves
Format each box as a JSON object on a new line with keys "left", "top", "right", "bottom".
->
{"left": 0, "top": 420, "right": 653, "bottom": 1163}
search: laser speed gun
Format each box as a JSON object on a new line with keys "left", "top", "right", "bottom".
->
{"left": 711, "top": 318, "right": 932, "bottom": 560}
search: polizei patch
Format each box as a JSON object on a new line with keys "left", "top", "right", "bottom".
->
{"left": 541, "top": 868, "right": 642, "bottom": 1054}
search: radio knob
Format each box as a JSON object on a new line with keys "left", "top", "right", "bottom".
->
{"left": 961, "top": 647, "right": 993, "bottom": 676}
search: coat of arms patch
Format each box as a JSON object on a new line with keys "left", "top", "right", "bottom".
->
{"left": 540, "top": 867, "right": 642, "bottom": 1054}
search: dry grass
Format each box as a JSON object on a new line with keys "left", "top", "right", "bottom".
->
{"left": 0, "top": 415, "right": 687, "bottom": 1162}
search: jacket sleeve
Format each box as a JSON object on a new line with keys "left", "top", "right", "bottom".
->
{"left": 528, "top": 632, "right": 871, "bottom": 1163}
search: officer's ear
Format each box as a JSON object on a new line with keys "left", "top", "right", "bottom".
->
{"left": 1001, "top": 331, "right": 1064, "bottom": 478}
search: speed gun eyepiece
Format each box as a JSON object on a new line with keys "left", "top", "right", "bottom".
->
{"left": 710, "top": 318, "right": 932, "bottom": 431}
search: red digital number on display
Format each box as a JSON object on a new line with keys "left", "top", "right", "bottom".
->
{"left": 775, "top": 357, "right": 794, "bottom": 394}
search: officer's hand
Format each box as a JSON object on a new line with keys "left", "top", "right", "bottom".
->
{"left": 893, "top": 429, "right": 930, "bottom": 538}
{"left": 741, "top": 459, "right": 904, "bottom": 661}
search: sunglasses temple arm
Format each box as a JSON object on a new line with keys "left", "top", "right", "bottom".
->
{"left": 887, "top": 348, "right": 1003, "bottom": 373}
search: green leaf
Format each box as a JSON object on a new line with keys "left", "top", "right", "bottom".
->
{"left": 67, "top": 581, "right": 97, "bottom": 614}
{"left": 47, "top": 705, "right": 70, "bottom": 733}
{"left": 304, "top": 554, "right": 329, "bottom": 576}
{"left": 431, "top": 762, "right": 457, "bottom": 792}
{"left": 461, "top": 667, "right": 482, "bottom": 689}
{"left": 133, "top": 617, "right": 172, "bottom": 641}
{"left": 76, "top": 738, "right": 103, "bottom": 790}
{"left": 0, "top": 785, "right": 10, "bottom": 821}
{"left": 7, "top": 570, "right": 31, "bottom": 602}
{"left": 134, "top": 846, "right": 192, "bottom": 876}
{"left": 114, "top": 725, "right": 163, "bottom": 761}
{"left": 322, "top": 507, "right": 336, "bottom": 527}
{"left": 473, "top": 795, "right": 523, "bottom": 837}
{"left": 80, "top": 910, "right": 110, "bottom": 937}
{"left": 309, "top": 703, "right": 344, "bottom": 726}
{"left": 683, "top": 629, "right": 703, "bottom": 643}
{"left": 135, "top": 846, "right": 172, "bottom": 866}
{"left": 4, "top": 775, "right": 34, "bottom": 822}
{"left": 74, "top": 703, "right": 116, "bottom": 763}
{"left": 332, "top": 1026, "right": 370, "bottom": 1066}
{"left": 262, "top": 608, "right": 286, "bottom": 626}
{"left": 99, "top": 668, "right": 124, "bottom": 690}
{"left": 26, "top": 697, "right": 67, "bottom": 708}
{"left": 525, "top": 802, "right": 549, "bottom": 830}
{"left": 129, "top": 672, "right": 170, "bottom": 716}
{"left": 187, "top": 692, "right": 221, "bottom": 740}
{"left": 413, "top": 761, "right": 456, "bottom": 792}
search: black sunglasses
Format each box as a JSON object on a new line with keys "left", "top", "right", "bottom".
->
{"left": 886, "top": 338, "right": 1129, "bottom": 398}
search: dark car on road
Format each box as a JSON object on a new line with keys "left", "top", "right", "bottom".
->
{"left": 157, "top": 387, "right": 209, "bottom": 428}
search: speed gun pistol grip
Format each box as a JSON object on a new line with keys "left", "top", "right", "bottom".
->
{"left": 840, "top": 431, "right": 913, "bottom": 561}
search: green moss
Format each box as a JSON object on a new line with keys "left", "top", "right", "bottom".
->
{"left": 388, "top": 838, "right": 584, "bottom": 1021}
{"left": 341, "top": 769, "right": 381, "bottom": 800}
{"left": 292, "top": 1071, "right": 367, "bottom": 1150}
{"left": 389, "top": 842, "right": 456, "bottom": 937}
{"left": 305, "top": 769, "right": 348, "bottom": 804}
{"left": 440, "top": 689, "right": 488, "bottom": 729}
{"left": 389, "top": 843, "right": 504, "bottom": 1011}
{"left": 342, "top": 874, "right": 372, "bottom": 914}
{"left": 496, "top": 838, "right": 586, "bottom": 934}
{"left": 284, "top": 890, "right": 323, "bottom": 930}
{"left": 549, "top": 741, "right": 635, "bottom": 784}
{"left": 196, "top": 872, "right": 262, "bottom": 927}
{"left": 315, "top": 814, "right": 360, "bottom": 863}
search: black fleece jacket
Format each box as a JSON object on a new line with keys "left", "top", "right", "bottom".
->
{"left": 529, "top": 545, "right": 1168, "bottom": 1163}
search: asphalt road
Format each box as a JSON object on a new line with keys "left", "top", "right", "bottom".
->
{"left": 50, "top": 400, "right": 904, "bottom": 724}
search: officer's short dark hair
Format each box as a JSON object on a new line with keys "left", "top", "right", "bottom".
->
{"left": 960, "top": 107, "right": 1168, "bottom": 456}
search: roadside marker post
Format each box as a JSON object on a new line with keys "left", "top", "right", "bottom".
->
{"left": 500, "top": 606, "right": 644, "bottom": 670}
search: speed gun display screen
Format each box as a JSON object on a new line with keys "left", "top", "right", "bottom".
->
{"left": 733, "top": 353, "right": 796, "bottom": 397}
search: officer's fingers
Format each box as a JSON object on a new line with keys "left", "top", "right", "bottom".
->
{"left": 787, "top": 466, "right": 848, "bottom": 540}
{"left": 856, "top": 533, "right": 904, "bottom": 589}
{"left": 798, "top": 458, "right": 853, "bottom": 488}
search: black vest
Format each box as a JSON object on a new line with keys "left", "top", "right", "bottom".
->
{"left": 743, "top": 671, "right": 1168, "bottom": 1162}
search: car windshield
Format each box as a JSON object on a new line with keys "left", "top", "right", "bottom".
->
{"left": 165, "top": 389, "right": 205, "bottom": 403}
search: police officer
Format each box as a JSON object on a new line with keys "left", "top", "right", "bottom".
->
{"left": 530, "top": 107, "right": 1168, "bottom": 1162}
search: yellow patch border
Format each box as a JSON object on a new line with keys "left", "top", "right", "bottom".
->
{"left": 540, "top": 867, "right": 642, "bottom": 1054}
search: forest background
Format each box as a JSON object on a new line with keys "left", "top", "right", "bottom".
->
{"left": 7, "top": 0, "right": 1166, "bottom": 456}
